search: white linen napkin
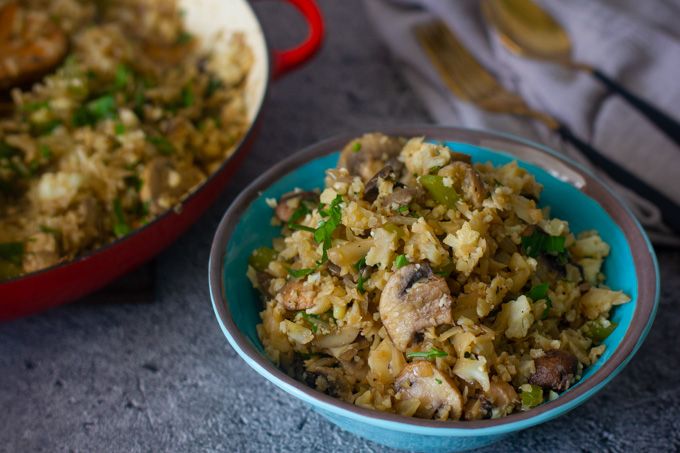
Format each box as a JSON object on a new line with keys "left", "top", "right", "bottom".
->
{"left": 363, "top": 0, "right": 680, "bottom": 246}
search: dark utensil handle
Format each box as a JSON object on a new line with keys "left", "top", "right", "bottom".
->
{"left": 557, "top": 125, "right": 680, "bottom": 234}
{"left": 592, "top": 69, "right": 680, "bottom": 148}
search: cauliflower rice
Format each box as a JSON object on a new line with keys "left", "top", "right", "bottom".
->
{"left": 248, "top": 133, "right": 631, "bottom": 421}
{"left": 0, "top": 0, "right": 252, "bottom": 279}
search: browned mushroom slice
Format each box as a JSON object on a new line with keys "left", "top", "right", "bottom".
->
{"left": 529, "top": 350, "right": 579, "bottom": 392}
{"left": 255, "top": 271, "right": 274, "bottom": 298}
{"left": 363, "top": 166, "right": 393, "bottom": 203}
{"left": 464, "top": 167, "right": 487, "bottom": 209}
{"left": 484, "top": 378, "right": 518, "bottom": 412}
{"left": 140, "top": 157, "right": 204, "bottom": 215}
{"left": 307, "top": 366, "right": 354, "bottom": 401}
{"left": 274, "top": 190, "right": 319, "bottom": 223}
{"left": 0, "top": 4, "right": 69, "bottom": 91}
{"left": 449, "top": 150, "right": 472, "bottom": 164}
{"left": 378, "top": 263, "right": 453, "bottom": 351}
{"left": 382, "top": 187, "right": 417, "bottom": 210}
{"left": 394, "top": 362, "right": 463, "bottom": 420}
{"left": 276, "top": 280, "right": 316, "bottom": 311}
{"left": 337, "top": 133, "right": 405, "bottom": 181}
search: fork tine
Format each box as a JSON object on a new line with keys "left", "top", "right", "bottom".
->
{"left": 415, "top": 20, "right": 519, "bottom": 109}
{"left": 414, "top": 21, "right": 472, "bottom": 102}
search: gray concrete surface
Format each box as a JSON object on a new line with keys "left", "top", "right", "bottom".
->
{"left": 2, "top": 2, "right": 679, "bottom": 452}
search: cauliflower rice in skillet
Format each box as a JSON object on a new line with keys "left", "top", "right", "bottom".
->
{"left": 0, "top": 0, "right": 252, "bottom": 279}
{"left": 248, "top": 133, "right": 631, "bottom": 421}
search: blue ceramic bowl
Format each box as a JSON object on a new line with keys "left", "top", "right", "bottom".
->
{"left": 209, "top": 126, "right": 658, "bottom": 452}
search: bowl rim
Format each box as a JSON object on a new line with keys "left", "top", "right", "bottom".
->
{"left": 0, "top": 0, "right": 270, "bottom": 288}
{"left": 209, "top": 125, "right": 659, "bottom": 435}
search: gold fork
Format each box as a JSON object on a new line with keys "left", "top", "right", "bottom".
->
{"left": 414, "top": 19, "right": 680, "bottom": 233}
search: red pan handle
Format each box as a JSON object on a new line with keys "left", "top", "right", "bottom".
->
{"left": 266, "top": 0, "right": 324, "bottom": 79}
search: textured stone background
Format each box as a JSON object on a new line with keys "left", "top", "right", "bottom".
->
{"left": 2, "top": 2, "right": 679, "bottom": 452}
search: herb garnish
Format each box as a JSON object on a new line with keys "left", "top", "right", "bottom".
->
{"left": 147, "top": 136, "right": 175, "bottom": 155}
{"left": 521, "top": 231, "right": 566, "bottom": 258}
{"left": 0, "top": 242, "right": 24, "bottom": 265}
{"left": 406, "top": 348, "right": 448, "bottom": 359}
{"left": 21, "top": 101, "right": 50, "bottom": 112}
{"left": 354, "top": 255, "right": 367, "bottom": 294}
{"left": 72, "top": 94, "right": 116, "bottom": 127}
{"left": 298, "top": 311, "right": 320, "bottom": 333}
{"left": 40, "top": 225, "right": 61, "bottom": 234}
{"left": 112, "top": 199, "right": 132, "bottom": 236}
{"left": 396, "top": 205, "right": 409, "bottom": 213}
{"left": 525, "top": 282, "right": 552, "bottom": 320}
{"left": 395, "top": 254, "right": 409, "bottom": 269}
{"left": 284, "top": 194, "right": 345, "bottom": 278}
{"left": 352, "top": 142, "right": 361, "bottom": 152}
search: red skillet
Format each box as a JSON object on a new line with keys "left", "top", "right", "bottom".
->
{"left": 0, "top": 0, "right": 324, "bottom": 321}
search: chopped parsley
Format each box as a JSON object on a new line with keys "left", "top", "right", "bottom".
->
{"left": 435, "top": 378, "right": 442, "bottom": 384}
{"left": 521, "top": 231, "right": 566, "bottom": 258}
{"left": 464, "top": 352, "right": 471, "bottom": 358}
{"left": 36, "top": 119, "right": 63, "bottom": 135}
{"left": 298, "top": 311, "right": 320, "bottom": 333}
{"left": 147, "top": 136, "right": 175, "bottom": 155}
{"left": 112, "top": 199, "right": 132, "bottom": 237}
{"left": 406, "top": 348, "right": 448, "bottom": 359}
{"left": 354, "top": 255, "right": 367, "bottom": 294}
{"left": 124, "top": 175, "right": 144, "bottom": 192}
{"left": 0, "top": 242, "right": 24, "bottom": 265}
{"left": 180, "top": 86, "right": 195, "bottom": 108}
{"left": 206, "top": 78, "right": 223, "bottom": 98}
{"left": 395, "top": 254, "right": 409, "bottom": 269}
{"left": 40, "top": 144, "right": 53, "bottom": 159}
{"left": 177, "top": 31, "right": 193, "bottom": 44}
{"left": 40, "top": 225, "right": 61, "bottom": 234}
{"left": 284, "top": 195, "right": 344, "bottom": 278}
{"left": 352, "top": 142, "right": 361, "bottom": 152}
{"left": 21, "top": 101, "right": 50, "bottom": 112}
{"left": 113, "top": 65, "right": 133, "bottom": 90}
{"left": 493, "top": 178, "right": 504, "bottom": 186}
{"left": 525, "top": 282, "right": 552, "bottom": 320}
{"left": 429, "top": 166, "right": 440, "bottom": 174}
{"left": 287, "top": 197, "right": 316, "bottom": 231}
{"left": 72, "top": 94, "right": 116, "bottom": 127}
{"left": 396, "top": 205, "right": 409, "bottom": 213}
{"left": 114, "top": 123, "right": 126, "bottom": 135}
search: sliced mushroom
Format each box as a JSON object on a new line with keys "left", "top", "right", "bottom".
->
{"left": 276, "top": 280, "right": 316, "bottom": 311}
{"left": 449, "top": 150, "right": 472, "bottom": 164}
{"left": 394, "top": 361, "right": 463, "bottom": 420}
{"left": 326, "top": 262, "right": 343, "bottom": 278}
{"left": 379, "top": 263, "right": 454, "bottom": 351}
{"left": 385, "top": 215, "right": 417, "bottom": 226}
{"left": 463, "top": 396, "right": 493, "bottom": 421}
{"left": 306, "top": 366, "right": 354, "bottom": 401}
{"left": 255, "top": 271, "right": 274, "bottom": 298}
{"left": 464, "top": 167, "right": 487, "bottom": 209}
{"left": 313, "top": 326, "right": 360, "bottom": 349}
{"left": 140, "top": 157, "right": 204, "bottom": 214}
{"left": 483, "top": 378, "right": 518, "bottom": 412}
{"left": 529, "top": 350, "right": 579, "bottom": 393}
{"left": 0, "top": 4, "right": 69, "bottom": 91}
{"left": 274, "top": 190, "right": 319, "bottom": 223}
{"left": 337, "top": 133, "right": 405, "bottom": 181}
{"left": 363, "top": 166, "right": 392, "bottom": 203}
{"left": 381, "top": 187, "right": 417, "bottom": 210}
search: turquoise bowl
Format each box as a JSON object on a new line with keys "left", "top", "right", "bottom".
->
{"left": 209, "top": 126, "right": 658, "bottom": 452}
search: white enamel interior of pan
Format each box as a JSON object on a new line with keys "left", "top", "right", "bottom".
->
{"left": 179, "top": 0, "right": 269, "bottom": 123}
